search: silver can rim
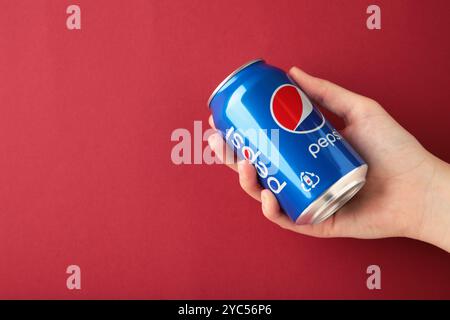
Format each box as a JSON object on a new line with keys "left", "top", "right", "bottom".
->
{"left": 207, "top": 58, "right": 264, "bottom": 108}
{"left": 296, "top": 164, "right": 368, "bottom": 225}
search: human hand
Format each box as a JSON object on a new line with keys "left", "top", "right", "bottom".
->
{"left": 207, "top": 66, "right": 450, "bottom": 252}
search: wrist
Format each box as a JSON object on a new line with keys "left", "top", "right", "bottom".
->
{"left": 412, "top": 155, "right": 450, "bottom": 252}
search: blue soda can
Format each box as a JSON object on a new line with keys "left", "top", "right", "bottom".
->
{"left": 208, "top": 59, "right": 367, "bottom": 224}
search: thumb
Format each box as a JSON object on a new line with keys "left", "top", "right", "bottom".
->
{"left": 288, "top": 67, "right": 377, "bottom": 124}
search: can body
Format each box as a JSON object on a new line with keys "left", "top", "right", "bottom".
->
{"left": 208, "top": 59, "right": 367, "bottom": 224}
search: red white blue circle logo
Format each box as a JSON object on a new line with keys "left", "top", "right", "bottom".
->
{"left": 270, "top": 84, "right": 325, "bottom": 134}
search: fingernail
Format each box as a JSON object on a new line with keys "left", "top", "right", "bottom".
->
{"left": 237, "top": 160, "right": 246, "bottom": 172}
{"left": 261, "top": 190, "right": 267, "bottom": 202}
{"left": 207, "top": 134, "right": 217, "bottom": 146}
{"left": 289, "top": 66, "right": 299, "bottom": 73}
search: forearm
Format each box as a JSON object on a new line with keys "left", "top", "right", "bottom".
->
{"left": 416, "top": 156, "right": 450, "bottom": 252}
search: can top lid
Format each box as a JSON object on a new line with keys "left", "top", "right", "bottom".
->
{"left": 207, "top": 58, "right": 264, "bottom": 108}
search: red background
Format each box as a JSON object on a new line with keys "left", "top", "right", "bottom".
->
{"left": 0, "top": 0, "right": 449, "bottom": 299}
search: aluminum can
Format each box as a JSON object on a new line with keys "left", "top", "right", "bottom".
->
{"left": 208, "top": 59, "right": 367, "bottom": 224}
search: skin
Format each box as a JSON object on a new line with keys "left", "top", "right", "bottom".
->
{"left": 207, "top": 67, "right": 450, "bottom": 253}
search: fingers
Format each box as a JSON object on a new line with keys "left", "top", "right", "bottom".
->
{"left": 208, "top": 125, "right": 263, "bottom": 202}
{"left": 208, "top": 115, "right": 239, "bottom": 170}
{"left": 238, "top": 160, "right": 263, "bottom": 201}
{"left": 261, "top": 189, "right": 345, "bottom": 238}
{"left": 261, "top": 189, "right": 298, "bottom": 230}
{"left": 208, "top": 115, "right": 216, "bottom": 129}
{"left": 240, "top": 168, "right": 340, "bottom": 237}
{"left": 288, "top": 67, "right": 379, "bottom": 124}
{"left": 207, "top": 133, "right": 237, "bottom": 171}
{"left": 209, "top": 115, "right": 263, "bottom": 202}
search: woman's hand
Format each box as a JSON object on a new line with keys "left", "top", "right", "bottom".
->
{"left": 207, "top": 67, "right": 450, "bottom": 252}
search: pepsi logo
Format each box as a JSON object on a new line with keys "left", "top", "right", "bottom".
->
{"left": 270, "top": 84, "right": 325, "bottom": 134}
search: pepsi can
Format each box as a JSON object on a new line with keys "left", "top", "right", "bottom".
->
{"left": 208, "top": 59, "right": 368, "bottom": 224}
